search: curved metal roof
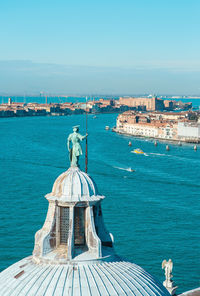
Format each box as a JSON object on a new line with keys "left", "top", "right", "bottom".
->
{"left": 46, "top": 167, "right": 104, "bottom": 202}
{"left": 0, "top": 256, "right": 170, "bottom": 296}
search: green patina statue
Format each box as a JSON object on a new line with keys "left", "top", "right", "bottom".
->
{"left": 67, "top": 125, "right": 88, "bottom": 167}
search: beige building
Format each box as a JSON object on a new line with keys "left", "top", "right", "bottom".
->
{"left": 177, "top": 122, "right": 200, "bottom": 142}
{"left": 117, "top": 120, "right": 178, "bottom": 140}
{"left": 119, "top": 97, "right": 164, "bottom": 111}
{"left": 116, "top": 111, "right": 181, "bottom": 141}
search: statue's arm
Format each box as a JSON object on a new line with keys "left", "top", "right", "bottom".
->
{"left": 79, "top": 133, "right": 88, "bottom": 141}
{"left": 67, "top": 136, "right": 71, "bottom": 151}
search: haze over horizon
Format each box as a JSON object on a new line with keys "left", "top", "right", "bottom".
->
{"left": 0, "top": 0, "right": 200, "bottom": 95}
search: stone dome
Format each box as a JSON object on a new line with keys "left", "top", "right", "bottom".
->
{"left": 46, "top": 167, "right": 104, "bottom": 202}
{"left": 0, "top": 256, "right": 170, "bottom": 296}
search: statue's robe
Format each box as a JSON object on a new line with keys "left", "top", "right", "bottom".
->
{"left": 67, "top": 132, "right": 85, "bottom": 166}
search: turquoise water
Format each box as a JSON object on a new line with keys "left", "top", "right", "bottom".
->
{"left": 0, "top": 114, "right": 199, "bottom": 293}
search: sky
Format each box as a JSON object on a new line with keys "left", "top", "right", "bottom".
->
{"left": 0, "top": 0, "right": 200, "bottom": 95}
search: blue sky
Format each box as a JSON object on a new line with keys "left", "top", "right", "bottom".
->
{"left": 0, "top": 0, "right": 200, "bottom": 95}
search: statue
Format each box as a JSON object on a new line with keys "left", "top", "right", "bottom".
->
{"left": 162, "top": 259, "right": 173, "bottom": 282}
{"left": 162, "top": 259, "right": 178, "bottom": 295}
{"left": 67, "top": 126, "right": 88, "bottom": 167}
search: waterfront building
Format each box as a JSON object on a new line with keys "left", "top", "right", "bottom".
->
{"left": 116, "top": 111, "right": 200, "bottom": 143}
{"left": 164, "top": 100, "right": 174, "bottom": 111}
{"left": 119, "top": 97, "right": 165, "bottom": 111}
{"left": 151, "top": 112, "right": 187, "bottom": 121}
{"left": 177, "top": 122, "right": 200, "bottom": 142}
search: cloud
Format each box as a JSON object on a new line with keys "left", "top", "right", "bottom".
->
{"left": 0, "top": 60, "right": 199, "bottom": 95}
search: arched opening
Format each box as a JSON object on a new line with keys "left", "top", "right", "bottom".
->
{"left": 60, "top": 207, "right": 70, "bottom": 245}
{"left": 74, "top": 207, "right": 85, "bottom": 246}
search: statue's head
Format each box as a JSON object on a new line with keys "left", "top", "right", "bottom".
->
{"left": 73, "top": 125, "right": 79, "bottom": 132}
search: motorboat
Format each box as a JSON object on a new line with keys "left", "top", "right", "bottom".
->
{"left": 105, "top": 126, "right": 110, "bottom": 130}
{"left": 127, "top": 167, "right": 135, "bottom": 172}
{"left": 132, "top": 148, "right": 144, "bottom": 154}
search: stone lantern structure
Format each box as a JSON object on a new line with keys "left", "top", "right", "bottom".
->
{"left": 33, "top": 166, "right": 113, "bottom": 264}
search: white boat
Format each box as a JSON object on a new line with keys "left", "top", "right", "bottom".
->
{"left": 105, "top": 126, "right": 110, "bottom": 130}
{"left": 127, "top": 167, "right": 135, "bottom": 172}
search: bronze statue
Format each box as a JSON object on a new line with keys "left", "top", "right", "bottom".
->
{"left": 67, "top": 126, "right": 88, "bottom": 167}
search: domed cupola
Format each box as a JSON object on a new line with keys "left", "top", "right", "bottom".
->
{"left": 46, "top": 166, "right": 104, "bottom": 202}
{"left": 32, "top": 165, "right": 112, "bottom": 264}
{"left": 0, "top": 126, "right": 171, "bottom": 296}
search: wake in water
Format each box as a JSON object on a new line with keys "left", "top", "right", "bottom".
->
{"left": 113, "top": 166, "right": 135, "bottom": 172}
{"left": 149, "top": 152, "right": 168, "bottom": 156}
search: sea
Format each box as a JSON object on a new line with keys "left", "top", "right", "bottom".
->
{"left": 0, "top": 98, "right": 200, "bottom": 294}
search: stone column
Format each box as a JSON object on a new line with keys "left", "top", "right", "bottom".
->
{"left": 67, "top": 206, "right": 74, "bottom": 259}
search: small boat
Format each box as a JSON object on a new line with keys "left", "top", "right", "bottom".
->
{"left": 127, "top": 167, "right": 135, "bottom": 172}
{"left": 194, "top": 145, "right": 197, "bottom": 151}
{"left": 154, "top": 141, "right": 157, "bottom": 146}
{"left": 105, "top": 126, "right": 110, "bottom": 130}
{"left": 93, "top": 116, "right": 97, "bottom": 119}
{"left": 113, "top": 166, "right": 135, "bottom": 172}
{"left": 128, "top": 141, "right": 132, "bottom": 147}
{"left": 132, "top": 148, "right": 144, "bottom": 154}
{"left": 166, "top": 145, "right": 170, "bottom": 151}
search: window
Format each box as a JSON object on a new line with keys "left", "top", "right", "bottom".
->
{"left": 60, "top": 207, "right": 69, "bottom": 244}
{"left": 74, "top": 207, "right": 85, "bottom": 246}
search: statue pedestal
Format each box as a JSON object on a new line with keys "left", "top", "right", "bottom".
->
{"left": 163, "top": 280, "right": 178, "bottom": 295}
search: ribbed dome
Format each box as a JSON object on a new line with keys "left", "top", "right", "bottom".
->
{"left": 0, "top": 257, "right": 170, "bottom": 296}
{"left": 46, "top": 167, "right": 104, "bottom": 202}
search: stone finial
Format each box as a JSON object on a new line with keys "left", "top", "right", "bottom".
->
{"left": 162, "top": 259, "right": 178, "bottom": 295}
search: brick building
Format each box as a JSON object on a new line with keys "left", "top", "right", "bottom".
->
{"left": 119, "top": 97, "right": 164, "bottom": 111}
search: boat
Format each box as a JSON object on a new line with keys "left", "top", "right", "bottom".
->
{"left": 132, "top": 148, "right": 144, "bottom": 154}
{"left": 127, "top": 167, "right": 135, "bottom": 172}
{"left": 105, "top": 126, "right": 110, "bottom": 130}
{"left": 128, "top": 141, "right": 132, "bottom": 146}
{"left": 166, "top": 145, "right": 170, "bottom": 151}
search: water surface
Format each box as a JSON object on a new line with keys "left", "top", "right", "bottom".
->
{"left": 0, "top": 114, "right": 199, "bottom": 293}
